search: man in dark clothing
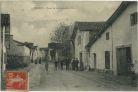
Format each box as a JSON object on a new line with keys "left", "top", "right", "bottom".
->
{"left": 60, "top": 60, "right": 64, "bottom": 70}
{"left": 35, "top": 60, "right": 37, "bottom": 64}
{"left": 75, "top": 58, "right": 79, "bottom": 71}
{"left": 80, "top": 61, "right": 84, "bottom": 71}
{"left": 55, "top": 60, "right": 58, "bottom": 70}
{"left": 66, "top": 58, "right": 70, "bottom": 70}
{"left": 71, "top": 58, "right": 75, "bottom": 70}
{"left": 68, "top": 58, "right": 71, "bottom": 70}
{"left": 39, "top": 58, "right": 41, "bottom": 64}
{"left": 45, "top": 60, "right": 49, "bottom": 71}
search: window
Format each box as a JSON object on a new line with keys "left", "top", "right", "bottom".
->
{"left": 130, "top": 12, "right": 137, "bottom": 26}
{"left": 106, "top": 32, "right": 109, "bottom": 40}
{"left": 78, "top": 35, "right": 81, "bottom": 45}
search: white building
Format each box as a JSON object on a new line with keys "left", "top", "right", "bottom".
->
{"left": 70, "top": 22, "right": 105, "bottom": 70}
{"left": 6, "top": 39, "right": 31, "bottom": 67}
{"left": 8, "top": 39, "right": 30, "bottom": 57}
{"left": 86, "top": 26, "right": 112, "bottom": 73}
{"left": 86, "top": 1, "right": 138, "bottom": 75}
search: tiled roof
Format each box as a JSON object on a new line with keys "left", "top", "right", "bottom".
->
{"left": 75, "top": 22, "right": 105, "bottom": 31}
{"left": 13, "top": 40, "right": 24, "bottom": 45}
{"left": 71, "top": 21, "right": 105, "bottom": 40}
{"left": 13, "top": 40, "right": 34, "bottom": 48}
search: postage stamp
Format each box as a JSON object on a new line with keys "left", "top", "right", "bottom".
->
{"left": 6, "top": 71, "right": 28, "bottom": 91}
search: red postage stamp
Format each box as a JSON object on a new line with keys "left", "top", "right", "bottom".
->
{"left": 6, "top": 71, "right": 28, "bottom": 91}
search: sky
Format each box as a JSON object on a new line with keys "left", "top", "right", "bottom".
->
{"left": 1, "top": 1, "right": 121, "bottom": 47}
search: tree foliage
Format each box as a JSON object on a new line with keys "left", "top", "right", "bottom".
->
{"left": 50, "top": 23, "right": 70, "bottom": 43}
{"left": 50, "top": 23, "right": 71, "bottom": 58}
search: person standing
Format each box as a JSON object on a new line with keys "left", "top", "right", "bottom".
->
{"left": 45, "top": 60, "right": 48, "bottom": 71}
{"left": 39, "top": 58, "right": 41, "bottom": 64}
{"left": 60, "top": 59, "right": 64, "bottom": 70}
{"left": 68, "top": 58, "right": 71, "bottom": 70}
{"left": 66, "top": 58, "right": 70, "bottom": 70}
{"left": 71, "top": 58, "right": 75, "bottom": 70}
{"left": 35, "top": 59, "right": 37, "bottom": 64}
{"left": 75, "top": 58, "right": 79, "bottom": 71}
{"left": 80, "top": 61, "right": 84, "bottom": 71}
{"left": 54, "top": 60, "right": 58, "bottom": 71}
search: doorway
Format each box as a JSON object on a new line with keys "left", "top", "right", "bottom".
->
{"left": 93, "top": 53, "right": 96, "bottom": 70}
{"left": 116, "top": 47, "right": 132, "bottom": 75}
{"left": 105, "top": 51, "right": 110, "bottom": 69}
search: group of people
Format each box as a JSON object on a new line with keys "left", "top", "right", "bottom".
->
{"left": 71, "top": 58, "right": 79, "bottom": 71}
{"left": 54, "top": 58, "right": 80, "bottom": 71}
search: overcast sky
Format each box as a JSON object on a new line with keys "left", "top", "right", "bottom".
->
{"left": 1, "top": 1, "right": 121, "bottom": 47}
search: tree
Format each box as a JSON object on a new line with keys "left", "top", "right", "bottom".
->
{"left": 50, "top": 23, "right": 71, "bottom": 58}
{"left": 50, "top": 23, "right": 70, "bottom": 43}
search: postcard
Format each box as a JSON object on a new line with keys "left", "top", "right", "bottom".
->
{"left": 0, "top": 0, "right": 138, "bottom": 91}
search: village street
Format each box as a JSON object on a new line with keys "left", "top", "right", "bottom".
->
{"left": 30, "top": 63, "right": 138, "bottom": 91}
{"left": 1, "top": 1, "right": 138, "bottom": 91}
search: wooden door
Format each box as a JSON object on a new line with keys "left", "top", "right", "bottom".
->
{"left": 116, "top": 47, "right": 131, "bottom": 75}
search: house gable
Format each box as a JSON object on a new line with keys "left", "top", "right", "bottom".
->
{"left": 86, "top": 1, "right": 136, "bottom": 49}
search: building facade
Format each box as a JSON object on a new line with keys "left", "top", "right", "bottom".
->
{"left": 86, "top": 1, "right": 138, "bottom": 75}
{"left": 48, "top": 42, "right": 63, "bottom": 62}
{"left": 71, "top": 22, "right": 105, "bottom": 70}
{"left": 88, "top": 26, "right": 113, "bottom": 73}
{"left": 6, "top": 37, "right": 31, "bottom": 68}
{"left": 74, "top": 29, "right": 90, "bottom": 70}
{"left": 111, "top": 2, "right": 137, "bottom": 75}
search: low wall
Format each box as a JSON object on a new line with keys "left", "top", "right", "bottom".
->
{"left": 6, "top": 55, "right": 31, "bottom": 68}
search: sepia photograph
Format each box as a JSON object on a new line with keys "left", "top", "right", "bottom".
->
{"left": 0, "top": 0, "right": 138, "bottom": 91}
